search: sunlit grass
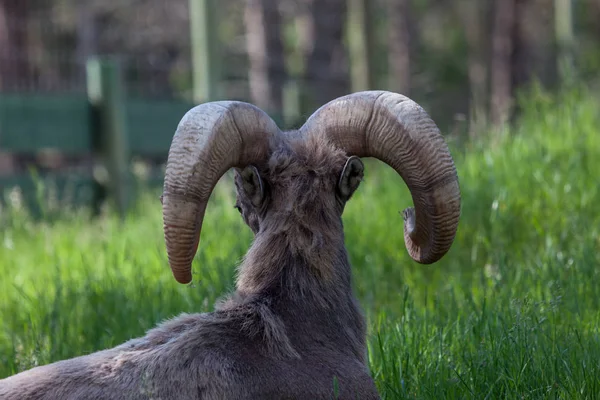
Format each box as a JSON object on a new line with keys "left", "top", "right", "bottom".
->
{"left": 1, "top": 87, "right": 599, "bottom": 398}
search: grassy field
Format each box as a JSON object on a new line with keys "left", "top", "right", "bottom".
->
{"left": 1, "top": 87, "right": 599, "bottom": 399}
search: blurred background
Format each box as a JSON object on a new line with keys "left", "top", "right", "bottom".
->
{"left": 0, "top": 0, "right": 598, "bottom": 214}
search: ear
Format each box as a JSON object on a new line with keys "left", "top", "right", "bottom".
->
{"left": 238, "top": 165, "right": 264, "bottom": 208}
{"left": 337, "top": 156, "right": 364, "bottom": 201}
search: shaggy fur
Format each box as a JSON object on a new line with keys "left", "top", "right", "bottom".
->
{"left": 0, "top": 131, "right": 380, "bottom": 399}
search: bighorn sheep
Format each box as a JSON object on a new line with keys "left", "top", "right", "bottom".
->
{"left": 0, "top": 91, "right": 461, "bottom": 399}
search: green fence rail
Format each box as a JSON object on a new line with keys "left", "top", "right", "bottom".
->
{"left": 0, "top": 58, "right": 195, "bottom": 218}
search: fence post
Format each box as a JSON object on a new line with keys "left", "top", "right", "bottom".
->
{"left": 86, "top": 57, "right": 130, "bottom": 219}
{"left": 189, "top": 0, "right": 220, "bottom": 104}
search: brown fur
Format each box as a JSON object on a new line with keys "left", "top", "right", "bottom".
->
{"left": 0, "top": 131, "right": 380, "bottom": 399}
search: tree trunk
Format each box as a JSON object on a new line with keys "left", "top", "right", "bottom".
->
{"left": 0, "top": 0, "right": 30, "bottom": 90}
{"left": 299, "top": 0, "right": 349, "bottom": 109}
{"left": 347, "top": 0, "right": 375, "bottom": 92}
{"left": 512, "top": 0, "right": 556, "bottom": 91}
{"left": 76, "top": 4, "right": 98, "bottom": 88}
{"left": 244, "top": 0, "right": 286, "bottom": 117}
{"left": 592, "top": 0, "right": 600, "bottom": 39}
{"left": 490, "top": 0, "right": 516, "bottom": 127}
{"left": 76, "top": 5, "right": 98, "bottom": 65}
{"left": 387, "top": 0, "right": 411, "bottom": 95}
{"left": 554, "top": 0, "right": 574, "bottom": 83}
{"left": 190, "top": 0, "right": 220, "bottom": 102}
{"left": 457, "top": 0, "right": 490, "bottom": 136}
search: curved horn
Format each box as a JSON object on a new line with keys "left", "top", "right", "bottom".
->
{"left": 300, "top": 91, "right": 460, "bottom": 264}
{"left": 162, "top": 101, "right": 280, "bottom": 284}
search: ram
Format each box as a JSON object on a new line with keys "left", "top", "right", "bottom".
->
{"left": 0, "top": 91, "right": 461, "bottom": 399}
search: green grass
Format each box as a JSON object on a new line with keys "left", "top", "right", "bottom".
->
{"left": 1, "top": 86, "right": 600, "bottom": 399}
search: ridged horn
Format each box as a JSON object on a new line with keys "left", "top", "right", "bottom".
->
{"left": 162, "top": 101, "right": 280, "bottom": 284}
{"left": 300, "top": 91, "right": 461, "bottom": 264}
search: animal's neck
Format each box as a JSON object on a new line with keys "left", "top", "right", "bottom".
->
{"left": 236, "top": 211, "right": 352, "bottom": 304}
{"left": 230, "top": 221, "right": 367, "bottom": 362}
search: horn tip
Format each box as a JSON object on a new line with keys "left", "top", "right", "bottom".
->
{"left": 173, "top": 271, "right": 193, "bottom": 285}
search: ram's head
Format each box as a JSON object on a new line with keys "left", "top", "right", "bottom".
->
{"left": 161, "top": 91, "right": 461, "bottom": 284}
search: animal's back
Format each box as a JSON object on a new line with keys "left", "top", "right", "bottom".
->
{"left": 243, "top": 354, "right": 380, "bottom": 399}
{"left": 0, "top": 312, "right": 379, "bottom": 400}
